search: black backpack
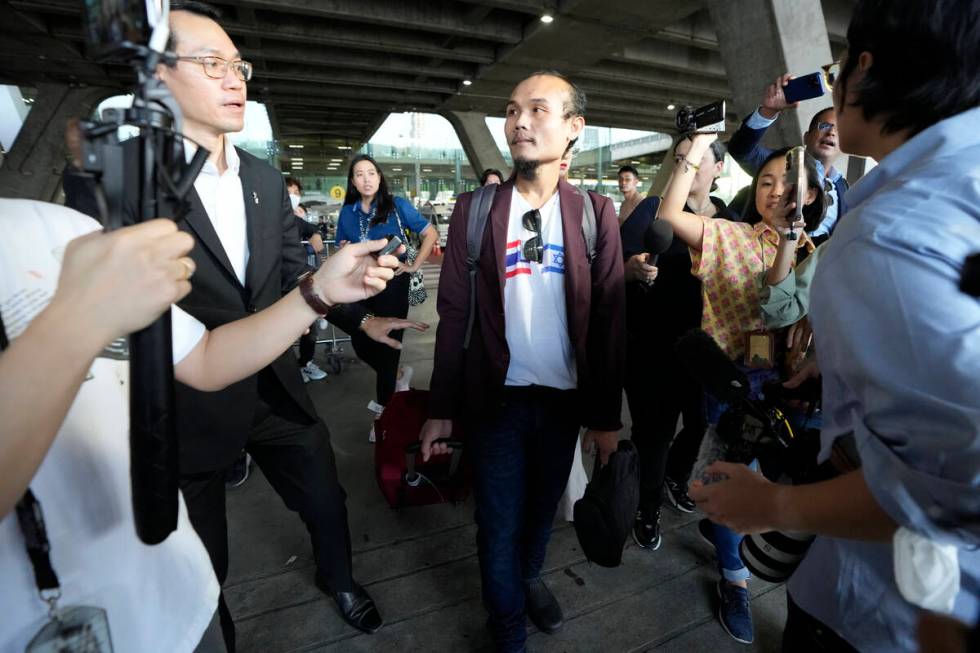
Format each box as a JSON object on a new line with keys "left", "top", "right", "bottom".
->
{"left": 572, "top": 440, "right": 640, "bottom": 567}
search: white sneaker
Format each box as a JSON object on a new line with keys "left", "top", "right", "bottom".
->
{"left": 395, "top": 365, "right": 414, "bottom": 393}
{"left": 301, "top": 370, "right": 310, "bottom": 383}
{"left": 303, "top": 361, "right": 328, "bottom": 381}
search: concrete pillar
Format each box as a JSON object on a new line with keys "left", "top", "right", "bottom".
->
{"left": 845, "top": 155, "right": 875, "bottom": 186}
{"left": 706, "top": 0, "right": 834, "bottom": 152}
{"left": 439, "top": 110, "right": 509, "bottom": 181}
{"left": 0, "top": 83, "right": 107, "bottom": 202}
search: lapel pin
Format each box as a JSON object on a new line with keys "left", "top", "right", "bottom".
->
{"left": 252, "top": 191, "right": 259, "bottom": 205}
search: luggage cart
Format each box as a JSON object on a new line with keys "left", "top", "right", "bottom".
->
{"left": 309, "top": 240, "right": 351, "bottom": 375}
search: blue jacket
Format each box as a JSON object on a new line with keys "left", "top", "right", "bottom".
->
{"left": 728, "top": 115, "right": 849, "bottom": 227}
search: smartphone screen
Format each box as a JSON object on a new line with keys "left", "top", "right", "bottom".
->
{"left": 784, "top": 148, "right": 807, "bottom": 240}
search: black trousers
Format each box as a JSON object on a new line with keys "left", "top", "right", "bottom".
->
{"left": 180, "top": 397, "right": 353, "bottom": 653}
{"left": 348, "top": 272, "right": 410, "bottom": 406}
{"left": 624, "top": 337, "right": 707, "bottom": 514}
{"left": 297, "top": 322, "right": 317, "bottom": 366}
{"left": 782, "top": 595, "right": 858, "bottom": 652}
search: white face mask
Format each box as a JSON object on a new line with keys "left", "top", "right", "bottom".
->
{"left": 289, "top": 194, "right": 301, "bottom": 209}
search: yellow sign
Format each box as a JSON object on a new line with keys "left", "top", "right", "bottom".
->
{"left": 329, "top": 186, "right": 345, "bottom": 201}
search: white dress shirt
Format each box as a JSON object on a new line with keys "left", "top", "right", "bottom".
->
{"left": 186, "top": 136, "right": 249, "bottom": 285}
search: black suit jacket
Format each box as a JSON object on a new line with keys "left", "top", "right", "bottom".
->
{"left": 65, "top": 145, "right": 331, "bottom": 473}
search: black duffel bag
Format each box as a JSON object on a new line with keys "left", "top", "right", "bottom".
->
{"left": 573, "top": 440, "right": 640, "bottom": 567}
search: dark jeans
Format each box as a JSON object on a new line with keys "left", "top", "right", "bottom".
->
{"left": 624, "top": 339, "right": 706, "bottom": 514}
{"left": 349, "top": 273, "right": 409, "bottom": 405}
{"left": 180, "top": 398, "right": 353, "bottom": 653}
{"left": 471, "top": 386, "right": 581, "bottom": 653}
{"left": 783, "top": 595, "right": 858, "bottom": 652}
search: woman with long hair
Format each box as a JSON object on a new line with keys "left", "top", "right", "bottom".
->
{"left": 656, "top": 133, "right": 826, "bottom": 645}
{"left": 335, "top": 155, "right": 438, "bottom": 438}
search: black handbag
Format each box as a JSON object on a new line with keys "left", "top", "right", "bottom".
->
{"left": 572, "top": 440, "right": 640, "bottom": 567}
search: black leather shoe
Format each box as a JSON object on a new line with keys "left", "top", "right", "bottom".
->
{"left": 316, "top": 576, "right": 384, "bottom": 634}
{"left": 523, "top": 578, "right": 563, "bottom": 634}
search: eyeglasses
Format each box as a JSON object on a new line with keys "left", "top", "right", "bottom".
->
{"left": 815, "top": 121, "right": 836, "bottom": 133}
{"left": 176, "top": 56, "right": 253, "bottom": 82}
{"left": 521, "top": 209, "right": 544, "bottom": 263}
{"left": 821, "top": 61, "right": 840, "bottom": 87}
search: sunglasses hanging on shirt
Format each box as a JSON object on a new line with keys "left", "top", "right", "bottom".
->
{"left": 521, "top": 209, "right": 544, "bottom": 264}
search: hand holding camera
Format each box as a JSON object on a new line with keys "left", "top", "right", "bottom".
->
{"left": 55, "top": 219, "right": 195, "bottom": 350}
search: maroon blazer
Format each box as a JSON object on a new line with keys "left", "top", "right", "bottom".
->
{"left": 429, "top": 179, "right": 626, "bottom": 431}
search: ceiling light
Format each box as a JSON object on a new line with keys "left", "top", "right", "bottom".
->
{"left": 338, "top": 145, "right": 352, "bottom": 150}
{"left": 631, "top": 160, "right": 641, "bottom": 164}
{"left": 288, "top": 144, "right": 304, "bottom": 149}
{"left": 462, "top": 79, "right": 472, "bottom": 86}
{"left": 392, "top": 168, "right": 402, "bottom": 171}
{"left": 666, "top": 103, "right": 676, "bottom": 111}
{"left": 422, "top": 169, "right": 433, "bottom": 172}
{"left": 330, "top": 158, "right": 343, "bottom": 162}
{"left": 540, "top": 13, "right": 554, "bottom": 23}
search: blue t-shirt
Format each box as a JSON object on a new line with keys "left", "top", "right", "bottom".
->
{"left": 335, "top": 196, "right": 431, "bottom": 245}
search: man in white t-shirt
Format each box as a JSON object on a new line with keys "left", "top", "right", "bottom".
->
{"left": 0, "top": 199, "right": 399, "bottom": 652}
{"left": 421, "top": 72, "right": 626, "bottom": 653}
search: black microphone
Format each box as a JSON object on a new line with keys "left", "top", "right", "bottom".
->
{"left": 640, "top": 218, "right": 674, "bottom": 287}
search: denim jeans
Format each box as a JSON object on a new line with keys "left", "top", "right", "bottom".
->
{"left": 704, "top": 365, "right": 778, "bottom": 583}
{"left": 470, "top": 386, "right": 581, "bottom": 653}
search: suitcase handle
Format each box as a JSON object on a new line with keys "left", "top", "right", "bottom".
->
{"left": 405, "top": 439, "right": 464, "bottom": 482}
{"left": 405, "top": 438, "right": 464, "bottom": 455}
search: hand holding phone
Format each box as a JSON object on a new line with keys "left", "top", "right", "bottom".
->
{"left": 377, "top": 235, "right": 403, "bottom": 258}
{"left": 783, "top": 148, "right": 807, "bottom": 241}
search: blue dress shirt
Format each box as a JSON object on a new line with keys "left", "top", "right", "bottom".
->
{"left": 790, "top": 106, "right": 980, "bottom": 652}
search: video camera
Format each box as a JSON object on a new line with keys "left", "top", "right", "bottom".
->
{"left": 675, "top": 100, "right": 726, "bottom": 135}
{"left": 80, "top": 0, "right": 208, "bottom": 545}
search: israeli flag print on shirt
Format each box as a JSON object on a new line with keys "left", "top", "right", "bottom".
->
{"left": 505, "top": 241, "right": 566, "bottom": 277}
{"left": 502, "top": 187, "right": 577, "bottom": 390}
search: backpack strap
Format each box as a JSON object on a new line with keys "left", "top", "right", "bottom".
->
{"left": 576, "top": 187, "right": 598, "bottom": 263}
{"left": 463, "top": 185, "right": 497, "bottom": 349}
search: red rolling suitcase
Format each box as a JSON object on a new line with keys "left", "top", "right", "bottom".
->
{"left": 374, "top": 389, "right": 468, "bottom": 509}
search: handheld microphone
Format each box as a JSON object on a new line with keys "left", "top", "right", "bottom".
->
{"left": 641, "top": 219, "right": 674, "bottom": 286}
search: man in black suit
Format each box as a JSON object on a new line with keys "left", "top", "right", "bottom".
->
{"left": 66, "top": 3, "right": 382, "bottom": 649}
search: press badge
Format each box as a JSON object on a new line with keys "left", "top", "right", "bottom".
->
{"left": 744, "top": 330, "right": 775, "bottom": 369}
{"left": 26, "top": 605, "right": 114, "bottom": 653}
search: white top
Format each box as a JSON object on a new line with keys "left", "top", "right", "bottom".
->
{"left": 0, "top": 199, "right": 217, "bottom": 653}
{"left": 186, "top": 136, "right": 249, "bottom": 285}
{"left": 503, "top": 187, "right": 577, "bottom": 389}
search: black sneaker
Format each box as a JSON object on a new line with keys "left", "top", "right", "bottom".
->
{"left": 664, "top": 476, "right": 696, "bottom": 513}
{"left": 632, "top": 508, "right": 662, "bottom": 550}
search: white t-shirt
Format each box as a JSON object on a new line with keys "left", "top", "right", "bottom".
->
{"left": 0, "top": 199, "right": 218, "bottom": 653}
{"left": 503, "top": 188, "right": 577, "bottom": 389}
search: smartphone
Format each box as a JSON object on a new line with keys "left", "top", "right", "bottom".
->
{"left": 784, "top": 147, "right": 807, "bottom": 241}
{"left": 783, "top": 72, "right": 830, "bottom": 104}
{"left": 377, "top": 235, "right": 403, "bottom": 258}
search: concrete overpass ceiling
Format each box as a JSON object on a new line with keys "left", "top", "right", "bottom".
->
{"left": 1, "top": 0, "right": 855, "bottom": 174}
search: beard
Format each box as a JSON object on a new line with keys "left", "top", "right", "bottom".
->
{"left": 513, "top": 158, "right": 540, "bottom": 180}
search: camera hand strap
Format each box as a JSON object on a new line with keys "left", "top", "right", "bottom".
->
{"left": 0, "top": 310, "right": 63, "bottom": 612}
